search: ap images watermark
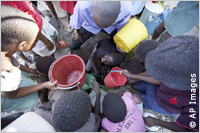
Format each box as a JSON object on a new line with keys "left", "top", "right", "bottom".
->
{"left": 189, "top": 73, "right": 198, "bottom": 129}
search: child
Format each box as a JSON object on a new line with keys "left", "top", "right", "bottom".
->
{"left": 101, "top": 91, "right": 145, "bottom": 132}
{"left": 122, "top": 35, "right": 199, "bottom": 131}
{"left": 1, "top": 1, "right": 59, "bottom": 76}
{"left": 89, "top": 39, "right": 123, "bottom": 81}
{"left": 35, "top": 79, "right": 101, "bottom": 132}
{"left": 121, "top": 40, "right": 159, "bottom": 84}
{"left": 1, "top": 6, "right": 58, "bottom": 113}
{"left": 69, "top": 1, "right": 132, "bottom": 50}
{"left": 152, "top": 1, "right": 199, "bottom": 43}
{"left": 1, "top": 1, "right": 58, "bottom": 57}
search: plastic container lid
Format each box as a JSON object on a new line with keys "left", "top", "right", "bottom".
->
{"left": 145, "top": 1, "right": 164, "bottom": 14}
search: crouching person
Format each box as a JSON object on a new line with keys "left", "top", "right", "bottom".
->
{"left": 35, "top": 79, "right": 101, "bottom": 132}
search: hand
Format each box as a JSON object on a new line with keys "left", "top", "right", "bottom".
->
{"left": 73, "top": 30, "right": 82, "bottom": 42}
{"left": 159, "top": 31, "right": 172, "bottom": 43}
{"left": 128, "top": 79, "right": 139, "bottom": 84}
{"left": 43, "top": 80, "right": 58, "bottom": 91}
{"left": 46, "top": 41, "right": 54, "bottom": 51}
{"left": 144, "top": 116, "right": 159, "bottom": 127}
{"left": 91, "top": 78, "right": 100, "bottom": 95}
{"left": 121, "top": 69, "right": 133, "bottom": 78}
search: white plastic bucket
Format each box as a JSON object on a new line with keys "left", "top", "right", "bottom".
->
{"left": 140, "top": 1, "right": 164, "bottom": 25}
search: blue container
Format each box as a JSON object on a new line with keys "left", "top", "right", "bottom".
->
{"left": 145, "top": 16, "right": 162, "bottom": 35}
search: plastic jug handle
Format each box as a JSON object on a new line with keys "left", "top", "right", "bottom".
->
{"left": 55, "top": 82, "right": 80, "bottom": 90}
{"left": 109, "top": 70, "right": 129, "bottom": 81}
{"left": 109, "top": 70, "right": 122, "bottom": 73}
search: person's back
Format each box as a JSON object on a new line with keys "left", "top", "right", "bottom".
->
{"left": 144, "top": 35, "right": 199, "bottom": 131}
{"left": 102, "top": 92, "right": 145, "bottom": 132}
{"left": 122, "top": 35, "right": 199, "bottom": 131}
{"left": 35, "top": 89, "right": 101, "bottom": 132}
{"left": 69, "top": 1, "right": 132, "bottom": 50}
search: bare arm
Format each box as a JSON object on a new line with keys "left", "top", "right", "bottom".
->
{"left": 20, "top": 65, "right": 37, "bottom": 74}
{"left": 32, "top": 3, "right": 44, "bottom": 18}
{"left": 90, "top": 54, "right": 100, "bottom": 78}
{"left": 74, "top": 29, "right": 82, "bottom": 41}
{"left": 44, "top": 1, "right": 63, "bottom": 28}
{"left": 18, "top": 53, "right": 32, "bottom": 65}
{"left": 152, "top": 21, "right": 165, "bottom": 40}
{"left": 1, "top": 80, "right": 58, "bottom": 99}
{"left": 122, "top": 70, "right": 160, "bottom": 85}
{"left": 37, "top": 32, "right": 54, "bottom": 51}
{"left": 138, "top": 71, "right": 150, "bottom": 76}
{"left": 144, "top": 117, "right": 192, "bottom": 132}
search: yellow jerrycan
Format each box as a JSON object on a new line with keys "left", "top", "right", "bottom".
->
{"left": 114, "top": 18, "right": 148, "bottom": 53}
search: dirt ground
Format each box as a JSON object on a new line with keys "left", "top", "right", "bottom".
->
{"left": 2, "top": 2, "right": 183, "bottom": 132}
{"left": 37, "top": 2, "right": 178, "bottom": 132}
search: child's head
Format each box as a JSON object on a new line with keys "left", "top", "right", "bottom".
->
{"left": 52, "top": 90, "right": 91, "bottom": 132}
{"left": 103, "top": 92, "right": 127, "bottom": 123}
{"left": 1, "top": 6, "right": 39, "bottom": 54}
{"left": 135, "top": 40, "right": 160, "bottom": 63}
{"left": 36, "top": 56, "right": 56, "bottom": 75}
{"left": 145, "top": 35, "right": 199, "bottom": 90}
{"left": 93, "top": 1, "right": 120, "bottom": 28}
{"left": 101, "top": 53, "right": 123, "bottom": 66}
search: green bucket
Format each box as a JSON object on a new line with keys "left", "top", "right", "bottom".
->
{"left": 81, "top": 73, "right": 95, "bottom": 91}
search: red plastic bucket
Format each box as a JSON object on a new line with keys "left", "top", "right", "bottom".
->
{"left": 104, "top": 67, "right": 127, "bottom": 88}
{"left": 48, "top": 55, "right": 86, "bottom": 90}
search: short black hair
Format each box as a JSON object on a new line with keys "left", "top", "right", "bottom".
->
{"left": 102, "top": 92, "right": 127, "bottom": 123}
{"left": 36, "top": 56, "right": 56, "bottom": 75}
{"left": 110, "top": 53, "right": 123, "bottom": 66}
{"left": 1, "top": 5, "right": 38, "bottom": 49}
{"left": 135, "top": 40, "right": 160, "bottom": 61}
{"left": 93, "top": 1, "right": 120, "bottom": 27}
{"left": 108, "top": 53, "right": 123, "bottom": 66}
{"left": 52, "top": 90, "right": 91, "bottom": 132}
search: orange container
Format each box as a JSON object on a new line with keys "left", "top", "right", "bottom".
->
{"left": 104, "top": 67, "right": 127, "bottom": 88}
{"left": 49, "top": 55, "right": 86, "bottom": 90}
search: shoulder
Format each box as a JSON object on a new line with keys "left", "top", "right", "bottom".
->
{"left": 120, "top": 1, "right": 132, "bottom": 12}
{"left": 76, "top": 1, "right": 93, "bottom": 10}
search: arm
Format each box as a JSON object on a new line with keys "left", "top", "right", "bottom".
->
{"left": 32, "top": 3, "right": 44, "bottom": 18}
{"left": 159, "top": 31, "right": 172, "bottom": 43}
{"left": 138, "top": 71, "right": 150, "bottom": 76}
{"left": 144, "top": 116, "right": 192, "bottom": 132}
{"left": 1, "top": 80, "right": 58, "bottom": 99}
{"left": 20, "top": 65, "right": 37, "bottom": 74}
{"left": 37, "top": 32, "right": 54, "bottom": 51}
{"left": 18, "top": 53, "right": 32, "bottom": 65}
{"left": 122, "top": 69, "right": 160, "bottom": 85}
{"left": 91, "top": 78, "right": 101, "bottom": 116}
{"left": 152, "top": 21, "right": 165, "bottom": 40}
{"left": 73, "top": 29, "right": 82, "bottom": 41}
{"left": 90, "top": 54, "right": 100, "bottom": 78}
{"left": 69, "top": 2, "right": 84, "bottom": 30}
{"left": 44, "top": 1, "right": 64, "bottom": 28}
